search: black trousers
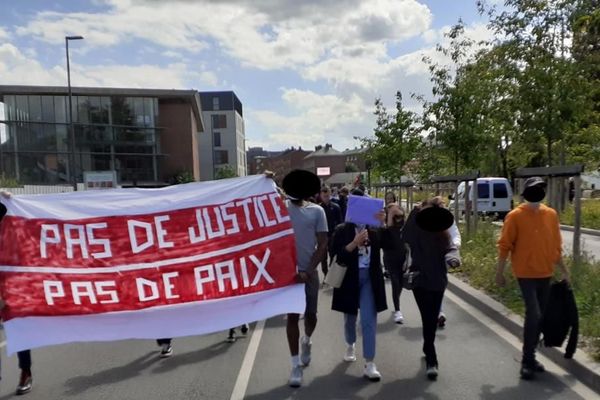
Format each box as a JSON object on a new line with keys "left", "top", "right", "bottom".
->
{"left": 413, "top": 288, "right": 445, "bottom": 367}
{"left": 18, "top": 350, "right": 31, "bottom": 371}
{"left": 517, "top": 278, "right": 551, "bottom": 366}
{"left": 156, "top": 339, "right": 172, "bottom": 346}
{"left": 390, "top": 270, "right": 403, "bottom": 312}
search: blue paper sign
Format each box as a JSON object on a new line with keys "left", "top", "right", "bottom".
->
{"left": 345, "top": 195, "right": 385, "bottom": 227}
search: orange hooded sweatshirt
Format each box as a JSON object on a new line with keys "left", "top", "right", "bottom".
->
{"left": 497, "top": 203, "right": 562, "bottom": 278}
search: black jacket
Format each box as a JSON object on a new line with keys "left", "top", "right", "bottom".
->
{"left": 402, "top": 209, "right": 460, "bottom": 291}
{"left": 541, "top": 280, "right": 579, "bottom": 358}
{"left": 320, "top": 201, "right": 343, "bottom": 237}
{"left": 330, "top": 223, "right": 387, "bottom": 315}
{"left": 380, "top": 225, "right": 407, "bottom": 273}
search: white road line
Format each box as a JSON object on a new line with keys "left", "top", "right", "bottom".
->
{"left": 230, "top": 319, "right": 266, "bottom": 400}
{"left": 445, "top": 290, "right": 598, "bottom": 399}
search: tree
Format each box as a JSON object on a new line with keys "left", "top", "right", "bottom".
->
{"left": 215, "top": 165, "right": 238, "bottom": 180}
{"left": 358, "top": 91, "right": 422, "bottom": 184}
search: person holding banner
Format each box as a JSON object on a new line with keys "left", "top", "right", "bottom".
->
{"left": 0, "top": 193, "right": 34, "bottom": 396}
{"left": 403, "top": 197, "right": 461, "bottom": 381}
{"left": 281, "top": 170, "right": 329, "bottom": 388}
{"left": 331, "top": 189, "right": 387, "bottom": 382}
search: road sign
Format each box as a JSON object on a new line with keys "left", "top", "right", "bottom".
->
{"left": 317, "top": 167, "right": 331, "bottom": 176}
{"left": 84, "top": 171, "right": 118, "bottom": 190}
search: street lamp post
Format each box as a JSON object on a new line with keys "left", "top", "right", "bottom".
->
{"left": 65, "top": 35, "right": 84, "bottom": 190}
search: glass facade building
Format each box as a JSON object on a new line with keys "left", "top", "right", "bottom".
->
{"left": 0, "top": 94, "right": 162, "bottom": 185}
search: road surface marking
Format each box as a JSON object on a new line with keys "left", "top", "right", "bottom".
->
{"left": 230, "top": 319, "right": 266, "bottom": 400}
{"left": 446, "top": 290, "right": 598, "bottom": 399}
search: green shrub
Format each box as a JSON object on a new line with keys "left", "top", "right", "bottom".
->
{"left": 454, "top": 222, "right": 600, "bottom": 361}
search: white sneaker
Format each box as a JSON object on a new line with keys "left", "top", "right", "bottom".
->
{"left": 344, "top": 343, "right": 356, "bottom": 362}
{"left": 363, "top": 362, "right": 382, "bottom": 382}
{"left": 288, "top": 365, "right": 303, "bottom": 388}
{"left": 300, "top": 336, "right": 312, "bottom": 366}
{"left": 393, "top": 311, "right": 404, "bottom": 324}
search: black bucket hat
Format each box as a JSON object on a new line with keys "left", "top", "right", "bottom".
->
{"left": 416, "top": 206, "right": 455, "bottom": 233}
{"left": 521, "top": 177, "right": 546, "bottom": 195}
{"left": 282, "top": 169, "right": 321, "bottom": 200}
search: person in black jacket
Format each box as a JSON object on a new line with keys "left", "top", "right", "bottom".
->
{"left": 380, "top": 203, "right": 407, "bottom": 324}
{"left": 403, "top": 197, "right": 460, "bottom": 381}
{"left": 331, "top": 189, "right": 387, "bottom": 382}
{"left": 319, "top": 186, "right": 343, "bottom": 279}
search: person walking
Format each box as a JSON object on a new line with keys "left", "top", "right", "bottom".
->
{"left": 403, "top": 197, "right": 460, "bottom": 380}
{"left": 496, "top": 177, "right": 570, "bottom": 380}
{"left": 331, "top": 189, "right": 387, "bottom": 382}
{"left": 337, "top": 187, "right": 349, "bottom": 219}
{"left": 319, "top": 186, "right": 343, "bottom": 281}
{"left": 0, "top": 193, "right": 34, "bottom": 395}
{"left": 281, "top": 170, "right": 329, "bottom": 388}
{"left": 380, "top": 203, "right": 407, "bottom": 324}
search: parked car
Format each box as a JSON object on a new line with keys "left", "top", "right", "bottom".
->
{"left": 449, "top": 177, "right": 513, "bottom": 220}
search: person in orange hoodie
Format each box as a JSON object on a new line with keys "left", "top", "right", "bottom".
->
{"left": 496, "top": 177, "right": 570, "bottom": 380}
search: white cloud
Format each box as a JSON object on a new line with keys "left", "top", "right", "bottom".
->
{"left": 0, "top": 27, "right": 9, "bottom": 41}
{"left": 0, "top": 42, "right": 218, "bottom": 89}
{"left": 250, "top": 88, "right": 369, "bottom": 149}
{"left": 16, "top": 0, "right": 432, "bottom": 71}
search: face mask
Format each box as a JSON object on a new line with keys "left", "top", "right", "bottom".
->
{"left": 523, "top": 186, "right": 546, "bottom": 203}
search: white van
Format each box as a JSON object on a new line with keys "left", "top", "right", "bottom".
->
{"left": 449, "top": 177, "right": 513, "bottom": 219}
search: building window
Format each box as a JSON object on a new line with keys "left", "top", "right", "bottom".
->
{"left": 213, "top": 97, "right": 220, "bottom": 111}
{"left": 213, "top": 131, "right": 221, "bottom": 147}
{"left": 212, "top": 114, "right": 227, "bottom": 129}
{"left": 214, "top": 150, "right": 228, "bottom": 165}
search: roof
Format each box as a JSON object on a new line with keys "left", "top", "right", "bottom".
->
{"left": 305, "top": 146, "right": 342, "bottom": 159}
{"left": 325, "top": 172, "right": 365, "bottom": 185}
{"left": 0, "top": 85, "right": 205, "bottom": 131}
{"left": 342, "top": 148, "right": 367, "bottom": 155}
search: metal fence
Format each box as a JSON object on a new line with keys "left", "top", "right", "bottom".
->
{"left": 0, "top": 185, "right": 78, "bottom": 195}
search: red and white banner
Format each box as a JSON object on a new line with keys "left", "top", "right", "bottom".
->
{"left": 0, "top": 175, "right": 303, "bottom": 354}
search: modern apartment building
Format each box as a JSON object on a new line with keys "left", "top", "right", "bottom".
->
{"left": 198, "top": 91, "right": 246, "bottom": 180}
{"left": 0, "top": 85, "right": 204, "bottom": 186}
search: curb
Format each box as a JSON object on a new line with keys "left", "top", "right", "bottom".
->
{"left": 447, "top": 274, "right": 600, "bottom": 394}
{"left": 560, "top": 225, "right": 600, "bottom": 237}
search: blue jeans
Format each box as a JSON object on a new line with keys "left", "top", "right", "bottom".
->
{"left": 344, "top": 268, "right": 377, "bottom": 360}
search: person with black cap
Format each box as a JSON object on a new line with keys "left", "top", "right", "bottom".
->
{"left": 496, "top": 177, "right": 570, "bottom": 380}
{"left": 280, "top": 170, "right": 329, "bottom": 388}
{"left": 0, "top": 191, "right": 34, "bottom": 395}
{"left": 330, "top": 188, "right": 388, "bottom": 382}
{"left": 403, "top": 197, "right": 460, "bottom": 381}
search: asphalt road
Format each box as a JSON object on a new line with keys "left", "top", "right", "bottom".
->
{"left": 0, "top": 279, "right": 595, "bottom": 400}
{"left": 561, "top": 229, "right": 600, "bottom": 261}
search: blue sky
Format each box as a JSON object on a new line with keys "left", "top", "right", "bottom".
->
{"left": 0, "top": 0, "right": 495, "bottom": 151}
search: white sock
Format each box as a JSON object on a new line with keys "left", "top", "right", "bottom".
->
{"left": 302, "top": 335, "right": 311, "bottom": 343}
{"left": 291, "top": 355, "right": 300, "bottom": 367}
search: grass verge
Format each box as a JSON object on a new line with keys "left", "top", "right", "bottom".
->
{"left": 561, "top": 200, "right": 600, "bottom": 231}
{"left": 454, "top": 222, "right": 600, "bottom": 361}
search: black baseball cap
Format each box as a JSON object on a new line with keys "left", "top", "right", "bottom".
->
{"left": 521, "top": 177, "right": 546, "bottom": 195}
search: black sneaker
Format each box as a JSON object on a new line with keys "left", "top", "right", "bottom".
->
{"left": 534, "top": 360, "right": 545, "bottom": 373}
{"left": 159, "top": 343, "right": 173, "bottom": 358}
{"left": 16, "top": 370, "right": 32, "bottom": 395}
{"left": 241, "top": 324, "right": 249, "bottom": 335}
{"left": 520, "top": 364, "right": 535, "bottom": 380}
{"left": 426, "top": 364, "right": 438, "bottom": 381}
{"left": 227, "top": 329, "right": 236, "bottom": 343}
